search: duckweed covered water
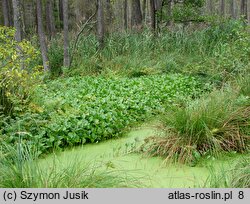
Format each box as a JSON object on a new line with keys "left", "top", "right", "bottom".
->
{"left": 39, "top": 122, "right": 247, "bottom": 188}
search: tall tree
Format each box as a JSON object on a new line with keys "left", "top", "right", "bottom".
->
{"left": 37, "top": 0, "right": 49, "bottom": 71}
{"left": 7, "top": 0, "right": 14, "bottom": 26}
{"left": 207, "top": 0, "right": 214, "bottom": 14}
{"left": 150, "top": 0, "right": 156, "bottom": 32}
{"left": 131, "top": 0, "right": 142, "bottom": 30}
{"left": 230, "top": 0, "right": 236, "bottom": 19}
{"left": 154, "top": 0, "right": 162, "bottom": 10}
{"left": 105, "top": 0, "right": 112, "bottom": 27}
{"left": 59, "top": 0, "right": 64, "bottom": 28}
{"left": 46, "top": 0, "right": 56, "bottom": 37}
{"left": 220, "top": 0, "right": 225, "bottom": 16}
{"left": 12, "top": 0, "right": 22, "bottom": 42}
{"left": 2, "top": 0, "right": 10, "bottom": 26}
{"left": 124, "top": 0, "right": 128, "bottom": 30}
{"left": 63, "top": 0, "right": 70, "bottom": 67}
{"left": 22, "top": 0, "right": 36, "bottom": 36}
{"left": 97, "top": 0, "right": 104, "bottom": 49}
{"left": 21, "top": 0, "right": 27, "bottom": 37}
{"left": 240, "top": 0, "right": 248, "bottom": 19}
{"left": 142, "top": 0, "right": 147, "bottom": 22}
{"left": 166, "top": 0, "right": 173, "bottom": 26}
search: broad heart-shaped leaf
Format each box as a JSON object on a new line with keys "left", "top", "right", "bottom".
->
{"left": 13, "top": 73, "right": 209, "bottom": 152}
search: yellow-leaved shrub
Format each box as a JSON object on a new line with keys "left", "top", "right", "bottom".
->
{"left": 0, "top": 26, "right": 42, "bottom": 115}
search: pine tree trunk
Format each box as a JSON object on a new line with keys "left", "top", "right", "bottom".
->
{"left": 2, "top": 0, "right": 10, "bottom": 26}
{"left": 241, "top": 0, "right": 248, "bottom": 19}
{"left": 75, "top": 1, "right": 81, "bottom": 23}
{"left": 124, "top": 0, "right": 128, "bottom": 30}
{"left": 7, "top": 0, "right": 14, "bottom": 26}
{"left": 46, "top": 0, "right": 56, "bottom": 37}
{"left": 97, "top": 0, "right": 104, "bottom": 49}
{"left": 207, "top": 0, "right": 213, "bottom": 14}
{"left": 142, "top": 0, "right": 147, "bottom": 23}
{"left": 166, "top": 0, "right": 173, "bottom": 26}
{"left": 12, "top": 0, "right": 22, "bottom": 42}
{"left": 59, "top": 0, "right": 64, "bottom": 28}
{"left": 37, "top": 0, "right": 49, "bottom": 71}
{"left": 106, "top": 0, "right": 112, "bottom": 27}
{"left": 220, "top": 0, "right": 225, "bottom": 16}
{"left": 230, "top": 0, "right": 236, "bottom": 18}
{"left": 248, "top": 0, "right": 250, "bottom": 24}
{"left": 150, "top": 0, "right": 156, "bottom": 32}
{"left": 63, "top": 0, "right": 70, "bottom": 67}
{"left": 23, "top": 0, "right": 36, "bottom": 35}
{"left": 21, "top": 0, "right": 26, "bottom": 37}
{"left": 154, "top": 0, "right": 162, "bottom": 11}
{"left": 46, "top": 1, "right": 51, "bottom": 35}
{"left": 131, "top": 0, "right": 142, "bottom": 30}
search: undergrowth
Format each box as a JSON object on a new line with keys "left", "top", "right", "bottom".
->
{"left": 1, "top": 74, "right": 208, "bottom": 155}
{"left": 204, "top": 156, "right": 250, "bottom": 188}
{"left": 57, "top": 19, "right": 250, "bottom": 82}
{"left": 0, "top": 142, "right": 144, "bottom": 188}
{"left": 142, "top": 86, "right": 250, "bottom": 165}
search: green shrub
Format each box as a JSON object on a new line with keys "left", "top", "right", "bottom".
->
{"left": 48, "top": 35, "right": 64, "bottom": 77}
{"left": 0, "top": 26, "right": 41, "bottom": 116}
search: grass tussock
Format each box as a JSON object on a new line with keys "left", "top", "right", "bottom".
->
{"left": 204, "top": 156, "right": 250, "bottom": 188}
{"left": 229, "top": 156, "right": 250, "bottom": 188}
{"left": 142, "top": 89, "right": 250, "bottom": 164}
{"left": 0, "top": 143, "right": 145, "bottom": 188}
{"left": 237, "top": 75, "right": 250, "bottom": 97}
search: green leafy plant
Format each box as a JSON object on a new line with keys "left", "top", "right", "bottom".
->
{"left": 48, "top": 35, "right": 64, "bottom": 78}
{"left": 0, "top": 26, "right": 41, "bottom": 116}
{"left": 1, "top": 74, "right": 208, "bottom": 154}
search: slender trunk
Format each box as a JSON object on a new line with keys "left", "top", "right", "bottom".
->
{"left": 208, "top": 0, "right": 213, "bottom": 14}
{"left": 142, "top": 0, "right": 147, "bottom": 23}
{"left": 154, "top": 0, "right": 162, "bottom": 10}
{"left": 2, "top": 0, "right": 10, "bottom": 26}
{"left": 150, "top": 0, "right": 156, "bottom": 32}
{"left": 124, "top": 0, "right": 128, "bottom": 30}
{"left": 241, "top": 0, "right": 248, "bottom": 19}
{"left": 248, "top": 0, "right": 250, "bottom": 24}
{"left": 37, "top": 0, "right": 49, "bottom": 71}
{"left": 166, "top": 0, "right": 173, "bottom": 26}
{"left": 59, "top": 0, "right": 64, "bottom": 28}
{"left": 75, "top": 1, "right": 81, "bottom": 23}
{"left": 12, "top": 0, "right": 22, "bottom": 42}
{"left": 106, "top": 0, "right": 112, "bottom": 26}
{"left": 220, "top": 0, "right": 225, "bottom": 16}
{"left": 20, "top": 0, "right": 26, "bottom": 37}
{"left": 46, "top": 1, "right": 51, "bottom": 35}
{"left": 46, "top": 0, "right": 56, "bottom": 37}
{"left": 97, "top": 0, "right": 104, "bottom": 49}
{"left": 7, "top": 0, "right": 14, "bottom": 26}
{"left": 230, "top": 0, "right": 236, "bottom": 18}
{"left": 131, "top": 0, "right": 143, "bottom": 30}
{"left": 23, "top": 0, "right": 35, "bottom": 36}
{"left": 50, "top": 1, "right": 56, "bottom": 36}
{"left": 63, "top": 0, "right": 70, "bottom": 67}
